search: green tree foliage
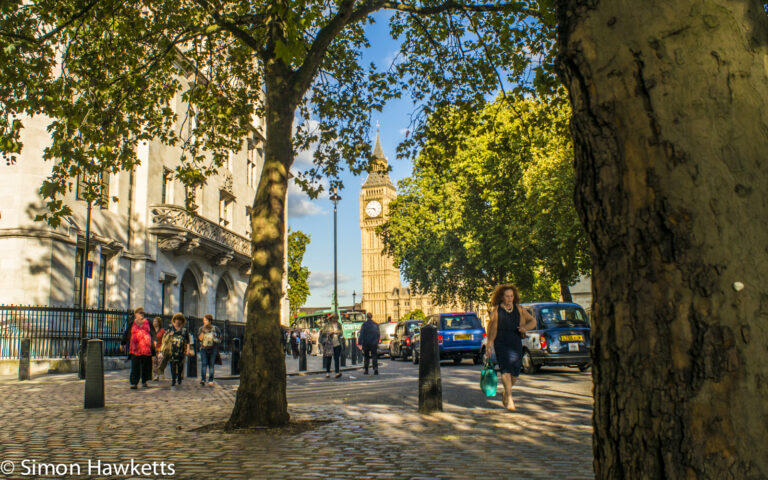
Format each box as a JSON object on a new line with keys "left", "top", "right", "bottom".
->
{"left": 287, "top": 229, "right": 310, "bottom": 317}
{"left": 400, "top": 309, "right": 426, "bottom": 321}
{"left": 380, "top": 90, "right": 589, "bottom": 307}
{"left": 0, "top": 0, "right": 556, "bottom": 428}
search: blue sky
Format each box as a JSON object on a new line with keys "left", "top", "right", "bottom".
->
{"left": 288, "top": 12, "right": 413, "bottom": 308}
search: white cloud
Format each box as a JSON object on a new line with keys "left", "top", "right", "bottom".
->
{"left": 309, "top": 271, "right": 354, "bottom": 288}
{"left": 294, "top": 148, "right": 315, "bottom": 169}
{"left": 293, "top": 118, "right": 320, "bottom": 169}
{"left": 380, "top": 49, "right": 401, "bottom": 69}
{"left": 287, "top": 180, "right": 324, "bottom": 218}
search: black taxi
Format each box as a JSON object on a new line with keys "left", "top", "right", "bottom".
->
{"left": 520, "top": 302, "right": 591, "bottom": 373}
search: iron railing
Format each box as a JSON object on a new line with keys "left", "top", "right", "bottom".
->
{"left": 0, "top": 305, "right": 245, "bottom": 359}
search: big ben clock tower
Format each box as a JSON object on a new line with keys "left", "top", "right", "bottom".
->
{"left": 360, "top": 125, "right": 401, "bottom": 323}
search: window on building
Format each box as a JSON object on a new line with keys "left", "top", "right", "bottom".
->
{"left": 162, "top": 169, "right": 173, "bottom": 204}
{"left": 226, "top": 151, "right": 234, "bottom": 172}
{"left": 98, "top": 253, "right": 108, "bottom": 310}
{"left": 219, "top": 191, "right": 234, "bottom": 228}
{"left": 184, "top": 185, "right": 200, "bottom": 213}
{"left": 74, "top": 245, "right": 84, "bottom": 307}
{"left": 247, "top": 139, "right": 261, "bottom": 189}
{"left": 245, "top": 206, "right": 253, "bottom": 238}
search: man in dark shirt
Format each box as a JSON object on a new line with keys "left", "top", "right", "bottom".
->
{"left": 357, "top": 312, "right": 381, "bottom": 375}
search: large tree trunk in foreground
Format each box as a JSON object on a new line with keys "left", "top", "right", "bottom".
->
{"left": 557, "top": 1, "right": 768, "bottom": 477}
{"left": 226, "top": 75, "right": 294, "bottom": 429}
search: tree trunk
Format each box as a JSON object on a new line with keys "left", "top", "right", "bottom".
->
{"left": 557, "top": 1, "right": 768, "bottom": 478}
{"left": 559, "top": 277, "right": 573, "bottom": 303}
{"left": 226, "top": 75, "right": 295, "bottom": 429}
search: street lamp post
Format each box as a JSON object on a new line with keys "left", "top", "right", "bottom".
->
{"left": 78, "top": 171, "right": 97, "bottom": 380}
{"left": 329, "top": 188, "right": 341, "bottom": 315}
{"left": 352, "top": 290, "right": 356, "bottom": 311}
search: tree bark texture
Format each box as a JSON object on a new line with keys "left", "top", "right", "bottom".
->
{"left": 557, "top": 1, "right": 768, "bottom": 478}
{"left": 560, "top": 277, "right": 574, "bottom": 302}
{"left": 226, "top": 73, "right": 295, "bottom": 429}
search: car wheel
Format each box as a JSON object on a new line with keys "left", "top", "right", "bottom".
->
{"left": 472, "top": 355, "right": 482, "bottom": 365}
{"left": 453, "top": 357, "right": 462, "bottom": 365}
{"left": 578, "top": 363, "right": 590, "bottom": 372}
{"left": 521, "top": 350, "right": 538, "bottom": 374}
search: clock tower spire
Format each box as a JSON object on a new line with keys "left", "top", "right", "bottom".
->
{"left": 360, "top": 124, "right": 400, "bottom": 323}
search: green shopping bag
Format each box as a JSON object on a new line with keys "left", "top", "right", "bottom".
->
{"left": 480, "top": 359, "right": 498, "bottom": 397}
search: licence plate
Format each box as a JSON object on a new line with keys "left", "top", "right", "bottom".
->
{"left": 560, "top": 335, "right": 583, "bottom": 342}
{"left": 568, "top": 343, "right": 579, "bottom": 352}
{"left": 454, "top": 334, "right": 471, "bottom": 340}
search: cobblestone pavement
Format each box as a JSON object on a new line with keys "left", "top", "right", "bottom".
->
{"left": 0, "top": 360, "right": 593, "bottom": 479}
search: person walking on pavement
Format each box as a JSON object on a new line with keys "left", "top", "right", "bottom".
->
{"left": 321, "top": 315, "right": 344, "bottom": 378}
{"left": 290, "top": 329, "right": 299, "bottom": 359}
{"left": 119, "top": 307, "right": 156, "bottom": 389}
{"left": 197, "top": 314, "right": 221, "bottom": 386}
{"left": 152, "top": 317, "right": 166, "bottom": 381}
{"left": 165, "top": 313, "right": 190, "bottom": 387}
{"left": 358, "top": 312, "right": 380, "bottom": 375}
{"left": 311, "top": 328, "right": 320, "bottom": 356}
{"left": 300, "top": 328, "right": 308, "bottom": 355}
{"left": 486, "top": 284, "right": 537, "bottom": 411}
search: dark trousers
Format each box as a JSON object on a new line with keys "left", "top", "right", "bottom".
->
{"left": 363, "top": 345, "right": 378, "bottom": 372}
{"left": 325, "top": 345, "right": 342, "bottom": 373}
{"left": 170, "top": 361, "right": 184, "bottom": 383}
{"left": 130, "top": 355, "right": 152, "bottom": 385}
{"left": 200, "top": 348, "right": 216, "bottom": 382}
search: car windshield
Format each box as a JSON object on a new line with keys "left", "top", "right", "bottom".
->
{"left": 379, "top": 323, "right": 395, "bottom": 335}
{"left": 538, "top": 306, "right": 589, "bottom": 328}
{"left": 440, "top": 315, "right": 481, "bottom": 330}
{"left": 405, "top": 322, "right": 421, "bottom": 334}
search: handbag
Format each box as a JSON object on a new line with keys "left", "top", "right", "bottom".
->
{"left": 480, "top": 359, "right": 498, "bottom": 397}
{"left": 215, "top": 352, "right": 223, "bottom": 365}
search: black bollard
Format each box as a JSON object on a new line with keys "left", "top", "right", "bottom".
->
{"left": 78, "top": 337, "right": 89, "bottom": 379}
{"left": 418, "top": 325, "right": 443, "bottom": 414}
{"left": 84, "top": 339, "right": 104, "bottom": 409}
{"left": 340, "top": 338, "right": 347, "bottom": 367}
{"left": 299, "top": 338, "right": 307, "bottom": 371}
{"left": 350, "top": 334, "right": 358, "bottom": 365}
{"left": 187, "top": 337, "right": 198, "bottom": 378}
{"left": 19, "top": 338, "right": 30, "bottom": 381}
{"left": 231, "top": 337, "right": 241, "bottom": 375}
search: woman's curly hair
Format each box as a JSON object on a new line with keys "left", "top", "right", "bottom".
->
{"left": 489, "top": 284, "right": 520, "bottom": 307}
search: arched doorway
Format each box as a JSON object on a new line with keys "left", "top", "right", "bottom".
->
{"left": 214, "top": 278, "right": 230, "bottom": 321}
{"left": 180, "top": 270, "right": 200, "bottom": 317}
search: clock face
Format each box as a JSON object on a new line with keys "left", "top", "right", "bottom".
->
{"left": 365, "top": 200, "right": 382, "bottom": 218}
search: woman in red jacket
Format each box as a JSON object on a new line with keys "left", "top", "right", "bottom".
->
{"left": 120, "top": 307, "right": 156, "bottom": 389}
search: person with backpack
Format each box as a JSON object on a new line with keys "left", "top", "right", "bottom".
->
{"left": 321, "top": 314, "right": 344, "bottom": 378}
{"left": 357, "top": 312, "right": 380, "bottom": 375}
{"left": 164, "top": 313, "right": 190, "bottom": 387}
{"left": 119, "top": 307, "right": 156, "bottom": 389}
{"left": 197, "top": 314, "right": 221, "bottom": 386}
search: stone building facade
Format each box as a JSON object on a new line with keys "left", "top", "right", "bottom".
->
{"left": 359, "top": 129, "right": 461, "bottom": 324}
{"left": 0, "top": 79, "right": 287, "bottom": 323}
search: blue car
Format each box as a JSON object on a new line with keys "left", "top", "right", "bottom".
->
{"left": 412, "top": 312, "right": 486, "bottom": 365}
{"left": 519, "top": 302, "right": 591, "bottom": 374}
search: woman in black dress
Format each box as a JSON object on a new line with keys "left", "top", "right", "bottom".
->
{"left": 486, "top": 284, "right": 537, "bottom": 410}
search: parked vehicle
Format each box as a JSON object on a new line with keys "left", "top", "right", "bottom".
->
{"left": 293, "top": 309, "right": 366, "bottom": 338}
{"left": 377, "top": 322, "right": 397, "bottom": 357}
{"left": 519, "top": 302, "right": 591, "bottom": 373}
{"left": 389, "top": 319, "right": 422, "bottom": 361}
{"left": 412, "top": 313, "right": 485, "bottom": 365}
